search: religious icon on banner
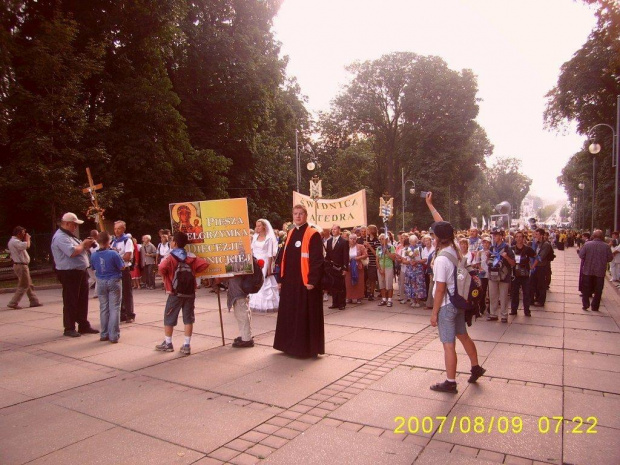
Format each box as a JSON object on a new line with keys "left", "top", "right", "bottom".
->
{"left": 379, "top": 196, "right": 394, "bottom": 219}
{"left": 170, "top": 202, "right": 203, "bottom": 244}
{"left": 169, "top": 198, "right": 253, "bottom": 277}
{"left": 309, "top": 177, "right": 322, "bottom": 199}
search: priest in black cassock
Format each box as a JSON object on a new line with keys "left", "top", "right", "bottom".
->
{"left": 273, "top": 204, "right": 325, "bottom": 358}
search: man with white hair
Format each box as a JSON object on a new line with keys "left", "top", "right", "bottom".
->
{"left": 111, "top": 220, "right": 135, "bottom": 322}
{"left": 141, "top": 235, "right": 157, "bottom": 290}
{"left": 51, "top": 213, "right": 98, "bottom": 337}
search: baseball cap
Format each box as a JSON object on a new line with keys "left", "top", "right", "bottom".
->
{"left": 61, "top": 212, "right": 84, "bottom": 224}
{"left": 481, "top": 235, "right": 492, "bottom": 243}
{"left": 430, "top": 221, "right": 454, "bottom": 240}
{"left": 491, "top": 227, "right": 504, "bottom": 235}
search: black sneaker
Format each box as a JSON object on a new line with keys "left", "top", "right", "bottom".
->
{"left": 155, "top": 341, "right": 174, "bottom": 352}
{"left": 232, "top": 339, "right": 254, "bottom": 348}
{"left": 525, "top": 311, "right": 531, "bottom": 317}
{"left": 468, "top": 366, "right": 486, "bottom": 383}
{"left": 509, "top": 311, "right": 517, "bottom": 315}
{"left": 180, "top": 344, "right": 191, "bottom": 356}
{"left": 64, "top": 329, "right": 81, "bottom": 337}
{"left": 430, "top": 380, "right": 458, "bottom": 393}
{"left": 78, "top": 327, "right": 99, "bottom": 334}
{"left": 486, "top": 315, "right": 498, "bottom": 321}
{"left": 378, "top": 301, "right": 387, "bottom": 306}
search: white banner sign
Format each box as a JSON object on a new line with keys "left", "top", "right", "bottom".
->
{"left": 293, "top": 190, "right": 367, "bottom": 229}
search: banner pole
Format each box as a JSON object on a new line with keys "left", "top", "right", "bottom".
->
{"left": 216, "top": 287, "right": 225, "bottom": 346}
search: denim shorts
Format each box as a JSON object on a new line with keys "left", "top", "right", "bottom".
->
{"left": 163, "top": 294, "right": 196, "bottom": 326}
{"left": 437, "top": 302, "right": 467, "bottom": 343}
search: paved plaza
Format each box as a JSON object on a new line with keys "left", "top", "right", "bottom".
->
{"left": 1, "top": 249, "right": 619, "bottom": 465}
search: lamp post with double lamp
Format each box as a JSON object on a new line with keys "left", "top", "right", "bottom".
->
{"left": 401, "top": 168, "right": 416, "bottom": 231}
{"left": 587, "top": 95, "right": 620, "bottom": 231}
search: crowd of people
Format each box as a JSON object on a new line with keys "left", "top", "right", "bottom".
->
{"left": 5, "top": 195, "right": 619, "bottom": 393}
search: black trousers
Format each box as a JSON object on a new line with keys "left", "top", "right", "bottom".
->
{"left": 121, "top": 269, "right": 135, "bottom": 320}
{"left": 582, "top": 275, "right": 604, "bottom": 311}
{"left": 478, "top": 277, "right": 489, "bottom": 314}
{"left": 57, "top": 269, "right": 91, "bottom": 331}
{"left": 511, "top": 275, "right": 531, "bottom": 313}
{"left": 332, "top": 274, "right": 347, "bottom": 308}
{"left": 531, "top": 266, "right": 549, "bottom": 304}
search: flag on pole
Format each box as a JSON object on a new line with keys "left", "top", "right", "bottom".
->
{"left": 482, "top": 216, "right": 487, "bottom": 230}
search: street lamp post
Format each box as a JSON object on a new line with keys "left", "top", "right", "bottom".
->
{"left": 573, "top": 197, "right": 578, "bottom": 228}
{"left": 578, "top": 182, "right": 585, "bottom": 230}
{"left": 401, "top": 168, "right": 415, "bottom": 231}
{"left": 587, "top": 95, "right": 619, "bottom": 231}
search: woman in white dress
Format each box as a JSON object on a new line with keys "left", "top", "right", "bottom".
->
{"left": 248, "top": 219, "right": 280, "bottom": 313}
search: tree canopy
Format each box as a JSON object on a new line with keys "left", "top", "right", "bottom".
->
{"left": 546, "top": 0, "right": 620, "bottom": 230}
{"left": 0, "top": 0, "right": 306, "bottom": 235}
{"left": 317, "top": 52, "right": 505, "bottom": 229}
{"left": 0, "top": 2, "right": 537, "bottom": 239}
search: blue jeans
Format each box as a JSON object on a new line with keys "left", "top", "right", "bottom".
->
{"left": 97, "top": 278, "right": 122, "bottom": 341}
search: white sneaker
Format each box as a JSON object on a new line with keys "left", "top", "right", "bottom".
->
{"left": 323, "top": 294, "right": 329, "bottom": 302}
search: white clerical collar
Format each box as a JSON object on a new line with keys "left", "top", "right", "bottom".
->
{"left": 295, "top": 222, "right": 307, "bottom": 230}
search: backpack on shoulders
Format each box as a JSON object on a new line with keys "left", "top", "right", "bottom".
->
{"left": 171, "top": 254, "right": 195, "bottom": 297}
{"left": 242, "top": 256, "right": 265, "bottom": 295}
{"left": 438, "top": 250, "right": 481, "bottom": 326}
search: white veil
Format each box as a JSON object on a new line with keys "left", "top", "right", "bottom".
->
{"left": 252, "top": 219, "right": 278, "bottom": 257}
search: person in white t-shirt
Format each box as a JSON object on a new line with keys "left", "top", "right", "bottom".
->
{"left": 111, "top": 221, "right": 135, "bottom": 323}
{"left": 425, "top": 192, "right": 486, "bottom": 394}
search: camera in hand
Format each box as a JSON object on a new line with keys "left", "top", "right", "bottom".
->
{"left": 419, "top": 191, "right": 429, "bottom": 198}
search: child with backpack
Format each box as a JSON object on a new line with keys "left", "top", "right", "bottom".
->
{"left": 156, "top": 232, "right": 209, "bottom": 355}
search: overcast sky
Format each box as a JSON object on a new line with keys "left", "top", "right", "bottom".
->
{"left": 272, "top": 0, "right": 598, "bottom": 203}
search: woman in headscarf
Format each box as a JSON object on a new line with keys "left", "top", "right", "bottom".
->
{"left": 345, "top": 233, "right": 368, "bottom": 304}
{"left": 248, "top": 219, "right": 280, "bottom": 313}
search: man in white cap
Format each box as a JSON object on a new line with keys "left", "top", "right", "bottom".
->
{"left": 51, "top": 212, "right": 99, "bottom": 337}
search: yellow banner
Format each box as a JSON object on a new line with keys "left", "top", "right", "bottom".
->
{"left": 169, "top": 198, "right": 252, "bottom": 278}
{"left": 292, "top": 190, "right": 367, "bottom": 229}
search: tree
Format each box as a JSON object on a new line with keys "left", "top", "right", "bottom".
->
{"left": 545, "top": 0, "right": 620, "bottom": 230}
{"left": 171, "top": 0, "right": 307, "bottom": 226}
{"left": 319, "top": 52, "right": 492, "bottom": 230}
{"left": 0, "top": 2, "right": 106, "bottom": 231}
{"left": 1, "top": 0, "right": 299, "bottom": 235}
{"left": 485, "top": 157, "right": 532, "bottom": 218}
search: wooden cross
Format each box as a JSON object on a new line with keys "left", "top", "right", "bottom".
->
{"left": 82, "top": 167, "right": 105, "bottom": 231}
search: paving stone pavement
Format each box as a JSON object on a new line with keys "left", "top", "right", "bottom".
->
{"left": 1, "top": 248, "right": 619, "bottom": 465}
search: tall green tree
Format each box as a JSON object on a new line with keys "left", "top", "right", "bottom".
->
{"left": 0, "top": 1, "right": 105, "bottom": 231}
{"left": 545, "top": 0, "right": 620, "bottom": 230}
{"left": 319, "top": 52, "right": 492, "bottom": 229}
{"left": 171, "top": 0, "right": 307, "bottom": 226}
